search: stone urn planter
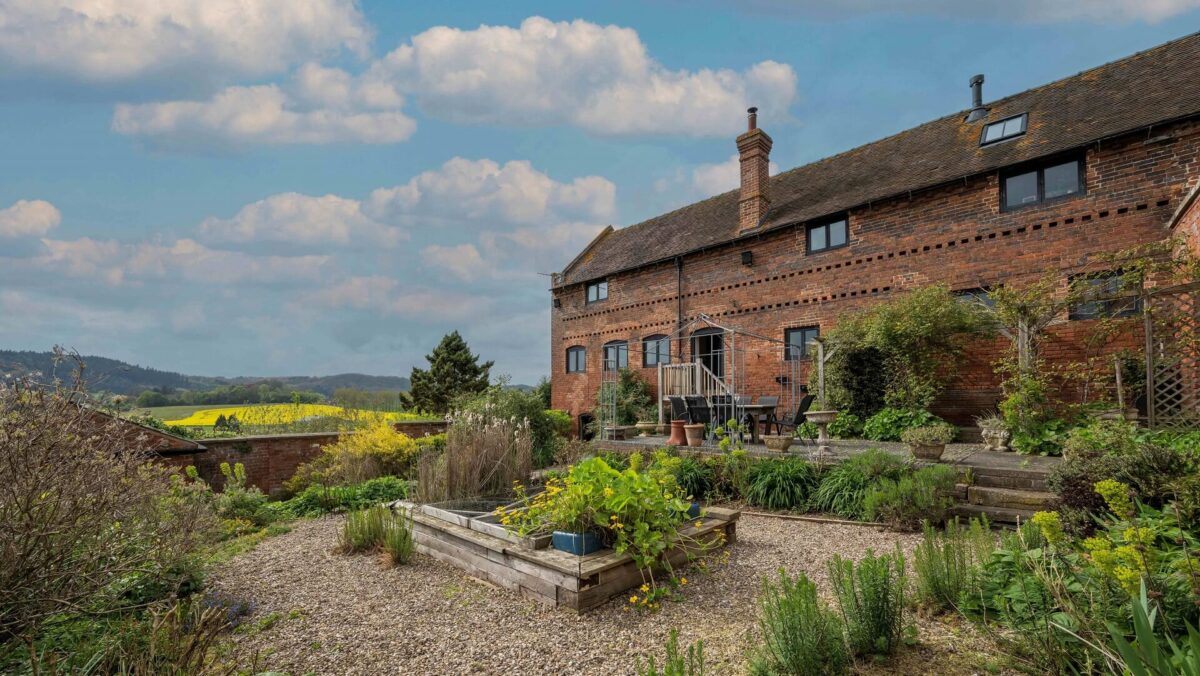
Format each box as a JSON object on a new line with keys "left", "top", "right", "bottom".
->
{"left": 635, "top": 421, "right": 657, "bottom": 437}
{"left": 804, "top": 410, "right": 839, "bottom": 457}
{"left": 684, "top": 423, "right": 706, "bottom": 447}
{"left": 980, "top": 427, "right": 1010, "bottom": 452}
{"left": 761, "top": 434, "right": 793, "bottom": 453}
{"left": 666, "top": 420, "right": 688, "bottom": 446}
{"left": 901, "top": 424, "right": 956, "bottom": 462}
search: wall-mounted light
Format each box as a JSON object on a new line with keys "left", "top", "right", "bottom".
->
{"left": 741, "top": 250, "right": 753, "bottom": 266}
{"left": 553, "top": 298, "right": 561, "bottom": 308}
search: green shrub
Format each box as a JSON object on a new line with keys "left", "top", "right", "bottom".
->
{"left": 826, "top": 412, "right": 864, "bottom": 439}
{"left": 1062, "top": 419, "right": 1139, "bottom": 459}
{"left": 900, "top": 423, "right": 957, "bottom": 447}
{"left": 382, "top": 510, "right": 416, "bottom": 565}
{"left": 284, "top": 422, "right": 423, "bottom": 493}
{"left": 912, "top": 517, "right": 994, "bottom": 613}
{"left": 744, "top": 458, "right": 816, "bottom": 511}
{"left": 213, "top": 462, "right": 275, "bottom": 528}
{"left": 1105, "top": 581, "right": 1200, "bottom": 676}
{"left": 863, "top": 464, "right": 958, "bottom": 530}
{"left": 282, "top": 475, "right": 409, "bottom": 516}
{"left": 828, "top": 548, "right": 907, "bottom": 657}
{"left": 862, "top": 407, "right": 944, "bottom": 442}
{"left": 339, "top": 505, "right": 393, "bottom": 553}
{"left": 808, "top": 449, "right": 908, "bottom": 520}
{"left": 545, "top": 409, "right": 572, "bottom": 439}
{"left": 636, "top": 629, "right": 705, "bottom": 676}
{"left": 704, "top": 450, "right": 752, "bottom": 501}
{"left": 673, "top": 457, "right": 715, "bottom": 502}
{"left": 749, "top": 569, "right": 849, "bottom": 676}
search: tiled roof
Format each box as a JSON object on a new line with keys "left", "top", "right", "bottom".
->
{"left": 559, "top": 31, "right": 1200, "bottom": 287}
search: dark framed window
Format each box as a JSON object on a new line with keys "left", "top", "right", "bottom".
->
{"left": 691, "top": 328, "right": 725, "bottom": 378}
{"left": 953, "top": 286, "right": 996, "bottom": 309}
{"left": 642, "top": 335, "right": 671, "bottom": 367}
{"left": 586, "top": 280, "right": 608, "bottom": 303}
{"left": 784, "top": 326, "right": 819, "bottom": 360}
{"left": 1069, "top": 272, "right": 1142, "bottom": 321}
{"left": 980, "top": 113, "right": 1028, "bottom": 146}
{"left": 602, "top": 340, "right": 628, "bottom": 371}
{"left": 1001, "top": 157, "right": 1084, "bottom": 211}
{"left": 807, "top": 218, "right": 848, "bottom": 254}
{"left": 566, "top": 346, "right": 586, "bottom": 373}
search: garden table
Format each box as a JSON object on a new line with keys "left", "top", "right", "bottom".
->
{"left": 736, "top": 403, "right": 776, "bottom": 444}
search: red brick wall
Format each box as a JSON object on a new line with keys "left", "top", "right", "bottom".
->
{"left": 155, "top": 420, "right": 447, "bottom": 496}
{"left": 551, "top": 121, "right": 1200, "bottom": 428}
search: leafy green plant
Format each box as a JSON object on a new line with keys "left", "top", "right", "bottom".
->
{"left": 900, "top": 423, "right": 957, "bottom": 447}
{"left": 212, "top": 462, "right": 275, "bottom": 527}
{"left": 636, "top": 629, "right": 705, "bottom": 676}
{"left": 704, "top": 450, "right": 752, "bottom": 501}
{"left": 863, "top": 464, "right": 958, "bottom": 530}
{"left": 826, "top": 412, "right": 864, "bottom": 439}
{"left": 749, "top": 569, "right": 849, "bottom": 676}
{"left": 912, "top": 517, "right": 994, "bottom": 613}
{"left": 744, "top": 458, "right": 816, "bottom": 511}
{"left": 862, "top": 407, "right": 944, "bottom": 442}
{"left": 282, "top": 475, "right": 409, "bottom": 516}
{"left": 808, "top": 450, "right": 908, "bottom": 519}
{"left": 828, "top": 548, "right": 907, "bottom": 656}
{"left": 1104, "top": 581, "right": 1200, "bottom": 676}
{"left": 673, "top": 457, "right": 715, "bottom": 502}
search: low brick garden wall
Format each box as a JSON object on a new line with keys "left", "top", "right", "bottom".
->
{"left": 156, "top": 420, "right": 447, "bottom": 496}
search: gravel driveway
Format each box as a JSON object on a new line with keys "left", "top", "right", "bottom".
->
{"left": 213, "top": 514, "right": 1009, "bottom": 675}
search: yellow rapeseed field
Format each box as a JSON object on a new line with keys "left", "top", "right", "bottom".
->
{"left": 164, "top": 404, "right": 413, "bottom": 427}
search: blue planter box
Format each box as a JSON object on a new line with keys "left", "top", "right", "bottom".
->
{"left": 688, "top": 502, "right": 702, "bottom": 519}
{"left": 551, "top": 530, "right": 603, "bottom": 555}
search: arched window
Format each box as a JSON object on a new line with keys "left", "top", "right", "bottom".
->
{"left": 691, "top": 327, "right": 725, "bottom": 378}
{"left": 642, "top": 335, "right": 671, "bottom": 367}
{"left": 602, "top": 340, "right": 628, "bottom": 371}
{"left": 566, "top": 346, "right": 586, "bottom": 373}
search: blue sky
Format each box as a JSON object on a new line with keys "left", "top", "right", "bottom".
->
{"left": 1, "top": 1, "right": 1197, "bottom": 385}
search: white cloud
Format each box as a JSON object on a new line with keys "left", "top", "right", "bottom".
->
{"left": 0, "top": 0, "right": 370, "bottom": 84}
{"left": 723, "top": 0, "right": 1200, "bottom": 22}
{"left": 421, "top": 244, "right": 485, "bottom": 282}
{"left": 367, "top": 157, "right": 615, "bottom": 227}
{"left": 314, "top": 276, "right": 480, "bottom": 321}
{"left": 198, "top": 192, "right": 403, "bottom": 248}
{"left": 371, "top": 16, "right": 797, "bottom": 136}
{"left": 0, "top": 200, "right": 61, "bottom": 237}
{"left": 112, "top": 81, "right": 415, "bottom": 147}
{"left": 38, "top": 237, "right": 329, "bottom": 286}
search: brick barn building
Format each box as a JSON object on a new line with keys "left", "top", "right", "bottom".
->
{"left": 550, "top": 33, "right": 1200, "bottom": 435}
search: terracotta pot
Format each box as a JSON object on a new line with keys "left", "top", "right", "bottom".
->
{"left": 909, "top": 442, "right": 946, "bottom": 461}
{"left": 684, "top": 423, "right": 706, "bottom": 447}
{"left": 762, "top": 434, "right": 793, "bottom": 452}
{"left": 666, "top": 420, "right": 688, "bottom": 446}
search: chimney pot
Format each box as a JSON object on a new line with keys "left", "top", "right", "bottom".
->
{"left": 966, "top": 74, "right": 987, "bottom": 122}
{"left": 747, "top": 107, "right": 758, "bottom": 131}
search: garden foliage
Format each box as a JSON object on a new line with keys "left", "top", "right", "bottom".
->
{"left": 808, "top": 449, "right": 908, "bottom": 520}
{"left": 828, "top": 549, "right": 908, "bottom": 656}
{"left": 862, "top": 464, "right": 958, "bottom": 530}
{"left": 750, "top": 569, "right": 849, "bottom": 676}
{"left": 409, "top": 330, "right": 493, "bottom": 414}
{"left": 744, "top": 457, "right": 817, "bottom": 511}
{"left": 636, "top": 629, "right": 706, "bottom": 676}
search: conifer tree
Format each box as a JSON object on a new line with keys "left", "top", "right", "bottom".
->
{"left": 409, "top": 331, "right": 493, "bottom": 414}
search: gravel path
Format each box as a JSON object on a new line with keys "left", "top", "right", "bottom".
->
{"left": 213, "top": 514, "right": 1008, "bottom": 675}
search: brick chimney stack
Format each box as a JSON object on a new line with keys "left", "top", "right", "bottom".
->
{"left": 736, "top": 107, "right": 773, "bottom": 234}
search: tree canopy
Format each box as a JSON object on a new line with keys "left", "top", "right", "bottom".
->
{"left": 409, "top": 331, "right": 493, "bottom": 414}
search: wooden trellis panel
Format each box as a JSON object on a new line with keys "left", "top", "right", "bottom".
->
{"left": 1145, "top": 282, "right": 1200, "bottom": 429}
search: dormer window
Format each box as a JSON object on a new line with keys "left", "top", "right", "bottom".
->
{"left": 980, "top": 114, "right": 1027, "bottom": 146}
{"left": 586, "top": 280, "right": 608, "bottom": 303}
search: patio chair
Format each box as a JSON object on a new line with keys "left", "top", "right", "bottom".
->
{"left": 667, "top": 396, "right": 690, "bottom": 422}
{"left": 683, "top": 396, "right": 712, "bottom": 439}
{"left": 774, "top": 394, "right": 816, "bottom": 444}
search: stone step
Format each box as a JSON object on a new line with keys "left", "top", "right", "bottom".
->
{"left": 966, "top": 485, "right": 1054, "bottom": 510}
{"left": 966, "top": 468, "right": 1050, "bottom": 492}
{"left": 952, "top": 503, "right": 1038, "bottom": 526}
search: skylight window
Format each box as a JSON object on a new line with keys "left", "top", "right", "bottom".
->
{"left": 980, "top": 114, "right": 1027, "bottom": 145}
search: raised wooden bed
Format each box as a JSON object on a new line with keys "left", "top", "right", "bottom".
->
{"left": 391, "top": 500, "right": 740, "bottom": 612}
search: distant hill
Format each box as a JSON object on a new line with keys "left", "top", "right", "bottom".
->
{"left": 0, "top": 350, "right": 411, "bottom": 397}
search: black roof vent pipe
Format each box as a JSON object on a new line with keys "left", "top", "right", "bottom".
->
{"left": 966, "top": 74, "right": 987, "bottom": 122}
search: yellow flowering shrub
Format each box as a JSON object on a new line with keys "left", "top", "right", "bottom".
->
{"left": 283, "top": 423, "right": 425, "bottom": 492}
